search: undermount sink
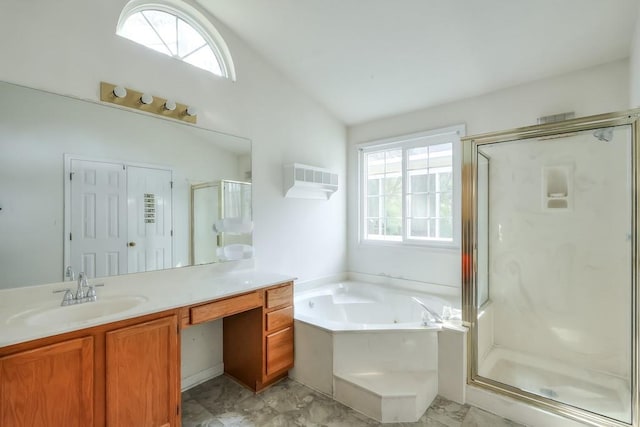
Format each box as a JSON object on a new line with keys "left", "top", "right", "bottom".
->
{"left": 6, "top": 295, "right": 148, "bottom": 326}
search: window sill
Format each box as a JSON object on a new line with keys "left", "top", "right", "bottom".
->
{"left": 357, "top": 239, "right": 460, "bottom": 252}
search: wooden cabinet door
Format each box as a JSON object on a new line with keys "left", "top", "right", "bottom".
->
{"left": 265, "top": 326, "right": 294, "bottom": 377}
{"left": 106, "top": 315, "right": 178, "bottom": 427}
{"left": 0, "top": 336, "right": 94, "bottom": 427}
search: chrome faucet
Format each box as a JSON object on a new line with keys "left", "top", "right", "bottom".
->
{"left": 411, "top": 297, "right": 443, "bottom": 326}
{"left": 54, "top": 271, "right": 104, "bottom": 306}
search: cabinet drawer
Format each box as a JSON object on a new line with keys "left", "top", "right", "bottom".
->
{"left": 266, "top": 306, "right": 293, "bottom": 332}
{"left": 191, "top": 292, "right": 262, "bottom": 325}
{"left": 265, "top": 284, "right": 293, "bottom": 309}
{"left": 265, "top": 326, "right": 294, "bottom": 376}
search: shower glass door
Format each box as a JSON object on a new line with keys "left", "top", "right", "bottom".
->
{"left": 464, "top": 116, "right": 637, "bottom": 426}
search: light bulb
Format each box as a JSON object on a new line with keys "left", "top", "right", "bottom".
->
{"left": 113, "top": 86, "right": 127, "bottom": 98}
{"left": 164, "top": 100, "right": 177, "bottom": 111}
{"left": 186, "top": 106, "right": 198, "bottom": 116}
{"left": 140, "top": 93, "right": 153, "bottom": 105}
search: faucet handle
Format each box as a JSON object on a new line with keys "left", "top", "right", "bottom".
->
{"left": 86, "top": 283, "right": 104, "bottom": 301}
{"left": 53, "top": 288, "right": 74, "bottom": 306}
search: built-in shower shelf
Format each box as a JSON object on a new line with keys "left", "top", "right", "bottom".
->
{"left": 543, "top": 165, "right": 572, "bottom": 210}
{"left": 546, "top": 194, "right": 568, "bottom": 209}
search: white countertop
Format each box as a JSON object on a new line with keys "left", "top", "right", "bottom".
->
{"left": 0, "top": 261, "right": 295, "bottom": 348}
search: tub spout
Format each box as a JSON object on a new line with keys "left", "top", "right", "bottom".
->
{"left": 411, "top": 297, "right": 443, "bottom": 326}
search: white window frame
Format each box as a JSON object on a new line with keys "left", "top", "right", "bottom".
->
{"left": 358, "top": 124, "right": 465, "bottom": 249}
{"left": 117, "top": 0, "right": 236, "bottom": 80}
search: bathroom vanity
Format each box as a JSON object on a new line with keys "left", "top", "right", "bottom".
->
{"left": 0, "top": 270, "right": 294, "bottom": 427}
{"left": 0, "top": 81, "right": 293, "bottom": 427}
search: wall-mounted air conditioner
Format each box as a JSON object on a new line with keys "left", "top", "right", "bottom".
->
{"left": 283, "top": 163, "right": 338, "bottom": 200}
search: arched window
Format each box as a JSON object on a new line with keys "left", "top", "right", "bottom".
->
{"left": 117, "top": 0, "right": 235, "bottom": 80}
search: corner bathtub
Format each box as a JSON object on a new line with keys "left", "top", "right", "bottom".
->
{"left": 291, "top": 280, "right": 460, "bottom": 422}
{"left": 294, "top": 280, "right": 454, "bottom": 331}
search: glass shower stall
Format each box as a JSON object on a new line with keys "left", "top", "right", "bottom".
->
{"left": 462, "top": 110, "right": 639, "bottom": 426}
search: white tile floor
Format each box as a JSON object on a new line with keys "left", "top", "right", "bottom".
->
{"left": 182, "top": 376, "right": 526, "bottom": 427}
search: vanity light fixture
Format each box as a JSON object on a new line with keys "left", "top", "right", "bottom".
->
{"left": 99, "top": 82, "right": 197, "bottom": 124}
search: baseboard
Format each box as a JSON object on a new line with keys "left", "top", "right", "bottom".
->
{"left": 181, "top": 363, "right": 224, "bottom": 391}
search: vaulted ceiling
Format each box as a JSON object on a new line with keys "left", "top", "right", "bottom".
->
{"left": 197, "top": 0, "right": 638, "bottom": 124}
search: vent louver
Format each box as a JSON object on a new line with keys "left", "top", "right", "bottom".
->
{"left": 283, "top": 163, "right": 338, "bottom": 200}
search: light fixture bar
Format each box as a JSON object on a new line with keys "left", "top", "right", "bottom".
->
{"left": 99, "top": 82, "right": 197, "bottom": 124}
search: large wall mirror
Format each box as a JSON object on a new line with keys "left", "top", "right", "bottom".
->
{"left": 0, "top": 81, "right": 252, "bottom": 289}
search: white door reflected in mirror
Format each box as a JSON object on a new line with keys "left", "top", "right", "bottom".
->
{"left": 66, "top": 157, "right": 173, "bottom": 279}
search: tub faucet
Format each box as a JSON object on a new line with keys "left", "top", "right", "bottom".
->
{"left": 411, "top": 297, "right": 443, "bottom": 326}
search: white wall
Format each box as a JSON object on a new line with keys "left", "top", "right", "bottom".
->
{"left": 0, "top": 0, "right": 346, "bottom": 385}
{"left": 347, "top": 60, "right": 629, "bottom": 287}
{"left": 630, "top": 3, "right": 640, "bottom": 107}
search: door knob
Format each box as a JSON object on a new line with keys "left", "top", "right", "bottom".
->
{"left": 128, "top": 241, "right": 136, "bottom": 247}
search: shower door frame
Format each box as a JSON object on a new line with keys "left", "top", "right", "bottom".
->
{"left": 461, "top": 109, "right": 640, "bottom": 427}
